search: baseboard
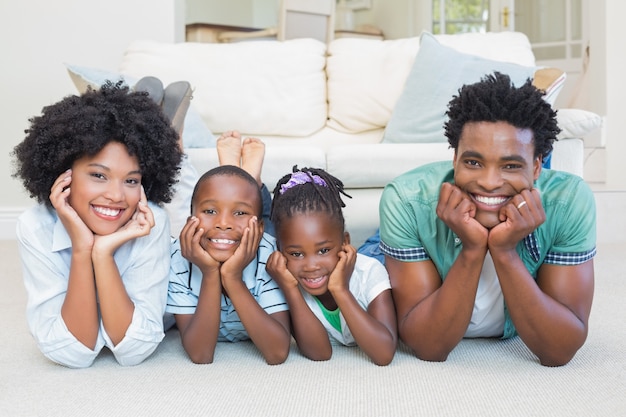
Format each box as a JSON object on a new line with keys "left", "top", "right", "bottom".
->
{"left": 0, "top": 207, "right": 30, "bottom": 240}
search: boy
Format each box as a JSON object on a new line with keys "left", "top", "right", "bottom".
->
{"left": 166, "top": 135, "right": 291, "bottom": 364}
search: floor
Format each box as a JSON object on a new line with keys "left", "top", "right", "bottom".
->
{"left": 592, "top": 190, "right": 626, "bottom": 244}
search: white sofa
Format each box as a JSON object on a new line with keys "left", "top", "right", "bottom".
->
{"left": 110, "top": 32, "right": 598, "bottom": 246}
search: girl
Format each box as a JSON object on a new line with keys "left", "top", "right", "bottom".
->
{"left": 266, "top": 166, "right": 397, "bottom": 365}
{"left": 12, "top": 81, "right": 183, "bottom": 368}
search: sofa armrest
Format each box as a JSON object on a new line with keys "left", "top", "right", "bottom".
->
{"left": 550, "top": 137, "right": 584, "bottom": 177}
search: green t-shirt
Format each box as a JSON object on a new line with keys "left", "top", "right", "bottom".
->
{"left": 379, "top": 161, "right": 596, "bottom": 338}
{"left": 313, "top": 297, "right": 342, "bottom": 333}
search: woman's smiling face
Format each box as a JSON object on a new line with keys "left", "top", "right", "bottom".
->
{"left": 453, "top": 121, "right": 541, "bottom": 229}
{"left": 68, "top": 141, "right": 142, "bottom": 236}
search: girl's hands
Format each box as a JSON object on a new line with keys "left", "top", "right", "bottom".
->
{"left": 266, "top": 250, "right": 299, "bottom": 290}
{"left": 49, "top": 169, "right": 94, "bottom": 250}
{"left": 327, "top": 244, "right": 357, "bottom": 295}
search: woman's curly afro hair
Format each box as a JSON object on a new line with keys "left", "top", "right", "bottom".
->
{"left": 444, "top": 72, "right": 560, "bottom": 160}
{"left": 12, "top": 81, "right": 183, "bottom": 206}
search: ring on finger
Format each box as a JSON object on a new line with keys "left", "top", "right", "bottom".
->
{"left": 517, "top": 200, "right": 527, "bottom": 210}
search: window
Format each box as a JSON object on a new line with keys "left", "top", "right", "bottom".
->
{"left": 432, "top": 0, "right": 490, "bottom": 34}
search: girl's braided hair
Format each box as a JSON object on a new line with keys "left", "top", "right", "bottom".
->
{"left": 270, "top": 166, "right": 351, "bottom": 233}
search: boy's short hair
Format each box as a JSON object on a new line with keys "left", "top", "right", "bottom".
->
{"left": 192, "top": 165, "right": 263, "bottom": 217}
{"left": 12, "top": 81, "right": 183, "bottom": 206}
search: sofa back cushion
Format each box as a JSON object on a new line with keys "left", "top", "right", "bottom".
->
{"left": 326, "top": 31, "right": 536, "bottom": 134}
{"left": 382, "top": 32, "right": 540, "bottom": 144}
{"left": 119, "top": 38, "right": 328, "bottom": 137}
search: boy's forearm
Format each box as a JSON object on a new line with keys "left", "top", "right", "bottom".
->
{"left": 180, "top": 273, "right": 222, "bottom": 364}
{"left": 223, "top": 277, "right": 291, "bottom": 364}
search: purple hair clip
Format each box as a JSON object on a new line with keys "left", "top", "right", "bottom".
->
{"left": 279, "top": 171, "right": 327, "bottom": 195}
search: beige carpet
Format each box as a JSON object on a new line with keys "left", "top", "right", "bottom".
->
{"left": 1, "top": 239, "right": 624, "bottom": 417}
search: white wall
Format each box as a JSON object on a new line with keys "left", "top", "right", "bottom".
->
{"left": 603, "top": 1, "right": 626, "bottom": 190}
{"left": 0, "top": 0, "right": 184, "bottom": 238}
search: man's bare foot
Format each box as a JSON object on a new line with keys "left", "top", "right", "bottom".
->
{"left": 217, "top": 131, "right": 242, "bottom": 167}
{"left": 241, "top": 137, "right": 265, "bottom": 187}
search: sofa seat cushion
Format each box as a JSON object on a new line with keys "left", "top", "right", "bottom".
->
{"left": 328, "top": 143, "right": 453, "bottom": 189}
{"left": 250, "top": 127, "right": 384, "bottom": 152}
{"left": 119, "top": 39, "right": 328, "bottom": 137}
{"left": 186, "top": 145, "right": 327, "bottom": 192}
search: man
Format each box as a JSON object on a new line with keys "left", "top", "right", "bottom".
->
{"left": 379, "top": 72, "right": 595, "bottom": 366}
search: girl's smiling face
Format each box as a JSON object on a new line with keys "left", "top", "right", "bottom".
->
{"left": 277, "top": 211, "right": 349, "bottom": 297}
{"left": 453, "top": 121, "right": 542, "bottom": 229}
{"left": 68, "top": 141, "right": 142, "bottom": 236}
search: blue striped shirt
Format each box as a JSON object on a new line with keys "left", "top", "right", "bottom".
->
{"left": 166, "top": 233, "right": 288, "bottom": 342}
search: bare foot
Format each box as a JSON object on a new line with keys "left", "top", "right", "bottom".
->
{"left": 217, "top": 131, "right": 242, "bottom": 167}
{"left": 241, "top": 137, "right": 265, "bottom": 187}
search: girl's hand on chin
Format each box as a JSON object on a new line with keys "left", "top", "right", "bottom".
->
{"left": 327, "top": 244, "right": 356, "bottom": 294}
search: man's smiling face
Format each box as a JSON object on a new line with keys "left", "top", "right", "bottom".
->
{"left": 453, "top": 121, "right": 542, "bottom": 229}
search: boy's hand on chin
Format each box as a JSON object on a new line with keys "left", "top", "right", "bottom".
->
{"left": 180, "top": 216, "right": 220, "bottom": 275}
{"left": 221, "top": 216, "right": 262, "bottom": 280}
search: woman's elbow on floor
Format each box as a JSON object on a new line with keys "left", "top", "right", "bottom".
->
{"left": 46, "top": 352, "right": 95, "bottom": 369}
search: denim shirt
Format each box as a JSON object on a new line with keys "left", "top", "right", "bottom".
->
{"left": 17, "top": 202, "right": 171, "bottom": 368}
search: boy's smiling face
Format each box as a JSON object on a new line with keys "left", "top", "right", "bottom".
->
{"left": 68, "top": 141, "right": 142, "bottom": 236}
{"left": 192, "top": 174, "right": 262, "bottom": 262}
{"left": 453, "top": 121, "right": 542, "bottom": 229}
